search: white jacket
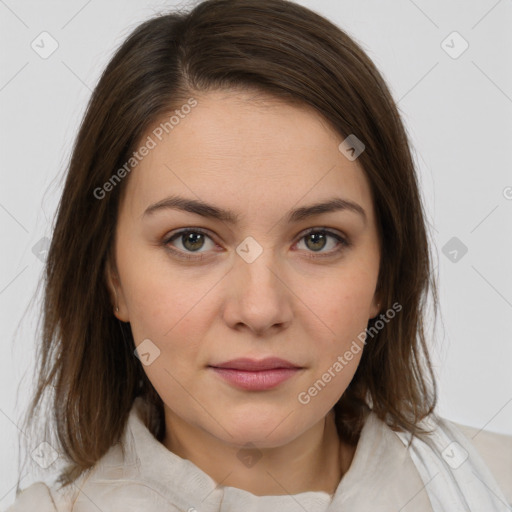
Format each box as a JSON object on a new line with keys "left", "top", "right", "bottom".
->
{"left": 5, "top": 397, "right": 512, "bottom": 511}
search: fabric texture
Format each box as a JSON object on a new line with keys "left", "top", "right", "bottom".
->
{"left": 5, "top": 397, "right": 511, "bottom": 512}
{"left": 455, "top": 421, "right": 512, "bottom": 504}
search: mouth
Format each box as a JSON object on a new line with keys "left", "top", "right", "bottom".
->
{"left": 208, "top": 357, "right": 303, "bottom": 391}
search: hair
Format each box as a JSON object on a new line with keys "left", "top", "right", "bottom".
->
{"left": 19, "top": 0, "right": 438, "bottom": 490}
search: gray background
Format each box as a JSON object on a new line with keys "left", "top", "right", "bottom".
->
{"left": 1, "top": 0, "right": 511, "bottom": 506}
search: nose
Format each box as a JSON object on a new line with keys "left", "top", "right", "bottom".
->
{"left": 221, "top": 246, "right": 293, "bottom": 336}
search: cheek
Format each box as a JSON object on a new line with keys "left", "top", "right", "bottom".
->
{"left": 126, "top": 276, "right": 208, "bottom": 403}
{"left": 296, "top": 346, "right": 363, "bottom": 425}
{"left": 300, "top": 267, "right": 375, "bottom": 388}
{"left": 117, "top": 246, "right": 207, "bottom": 340}
{"left": 120, "top": 271, "right": 219, "bottom": 396}
{"left": 307, "top": 266, "right": 377, "bottom": 337}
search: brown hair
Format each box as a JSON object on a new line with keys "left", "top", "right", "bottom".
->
{"left": 19, "top": 0, "right": 438, "bottom": 489}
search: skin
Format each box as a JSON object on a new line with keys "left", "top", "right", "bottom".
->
{"left": 108, "top": 89, "right": 381, "bottom": 496}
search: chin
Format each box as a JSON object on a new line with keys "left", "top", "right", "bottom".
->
{"left": 224, "top": 429, "right": 301, "bottom": 450}
{"left": 212, "top": 411, "right": 308, "bottom": 449}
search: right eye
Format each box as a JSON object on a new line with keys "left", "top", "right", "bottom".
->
{"left": 163, "top": 228, "right": 218, "bottom": 260}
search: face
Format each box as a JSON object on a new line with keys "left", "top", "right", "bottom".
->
{"left": 110, "top": 89, "right": 381, "bottom": 449}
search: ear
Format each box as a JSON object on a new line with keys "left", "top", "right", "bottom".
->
{"left": 104, "top": 256, "right": 130, "bottom": 322}
{"left": 369, "top": 288, "right": 382, "bottom": 320}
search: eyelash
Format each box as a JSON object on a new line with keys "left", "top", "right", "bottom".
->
{"left": 162, "top": 227, "right": 350, "bottom": 261}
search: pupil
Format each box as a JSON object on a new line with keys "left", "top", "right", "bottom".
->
{"left": 306, "top": 233, "right": 326, "bottom": 251}
{"left": 183, "top": 232, "right": 204, "bottom": 251}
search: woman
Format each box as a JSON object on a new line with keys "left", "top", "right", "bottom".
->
{"left": 7, "top": 0, "right": 511, "bottom": 510}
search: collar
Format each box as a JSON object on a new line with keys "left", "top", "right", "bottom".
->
{"left": 72, "top": 397, "right": 433, "bottom": 512}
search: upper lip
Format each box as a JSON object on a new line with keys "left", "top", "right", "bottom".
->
{"left": 209, "top": 357, "right": 301, "bottom": 371}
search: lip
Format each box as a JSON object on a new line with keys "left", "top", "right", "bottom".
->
{"left": 211, "top": 357, "right": 300, "bottom": 371}
{"left": 208, "top": 357, "right": 302, "bottom": 391}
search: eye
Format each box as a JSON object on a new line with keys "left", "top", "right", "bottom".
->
{"left": 294, "top": 228, "right": 349, "bottom": 258}
{"left": 163, "top": 227, "right": 350, "bottom": 261}
{"left": 163, "top": 228, "right": 217, "bottom": 260}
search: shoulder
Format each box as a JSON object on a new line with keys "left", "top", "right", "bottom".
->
{"left": 5, "top": 399, "right": 160, "bottom": 512}
{"left": 5, "top": 469, "right": 95, "bottom": 512}
{"left": 5, "top": 444, "right": 131, "bottom": 512}
{"left": 453, "top": 421, "right": 512, "bottom": 505}
{"left": 5, "top": 482, "right": 58, "bottom": 512}
{"left": 392, "top": 413, "right": 512, "bottom": 509}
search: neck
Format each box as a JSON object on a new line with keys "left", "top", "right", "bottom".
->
{"left": 162, "top": 409, "right": 356, "bottom": 496}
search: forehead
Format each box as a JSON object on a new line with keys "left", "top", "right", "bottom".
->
{"left": 121, "top": 90, "right": 375, "bottom": 225}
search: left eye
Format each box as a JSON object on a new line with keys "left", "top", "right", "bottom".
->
{"left": 295, "top": 229, "right": 347, "bottom": 255}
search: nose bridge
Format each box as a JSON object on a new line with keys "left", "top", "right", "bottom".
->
{"left": 225, "top": 235, "right": 292, "bottom": 332}
{"left": 235, "top": 234, "right": 281, "bottom": 297}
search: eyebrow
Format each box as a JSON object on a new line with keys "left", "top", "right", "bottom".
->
{"left": 143, "top": 195, "right": 367, "bottom": 225}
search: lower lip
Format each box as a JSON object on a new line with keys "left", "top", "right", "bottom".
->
{"left": 210, "top": 367, "right": 300, "bottom": 390}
